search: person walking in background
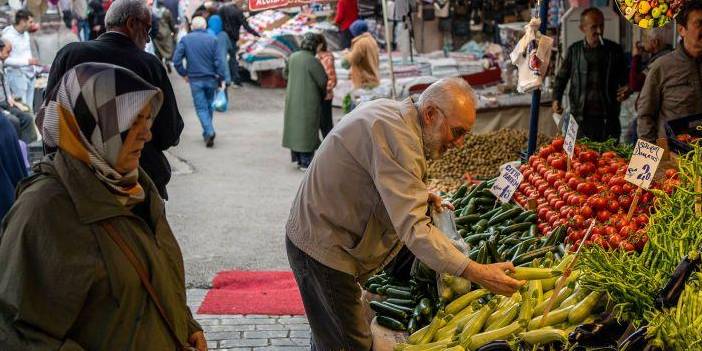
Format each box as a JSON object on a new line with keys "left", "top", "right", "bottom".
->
{"left": 283, "top": 33, "right": 328, "bottom": 171}
{"left": 1, "top": 63, "right": 206, "bottom": 351}
{"left": 72, "top": 0, "right": 90, "bottom": 41}
{"left": 334, "top": 0, "right": 358, "bottom": 49}
{"left": 207, "top": 14, "right": 232, "bottom": 89}
{"left": 219, "top": 0, "right": 261, "bottom": 87}
{"left": 637, "top": 1, "right": 702, "bottom": 142}
{"left": 154, "top": 0, "right": 177, "bottom": 72}
{"left": 316, "top": 34, "right": 336, "bottom": 138}
{"left": 2, "top": 10, "right": 39, "bottom": 112}
{"left": 0, "top": 40, "right": 36, "bottom": 144}
{"left": 45, "top": 0, "right": 184, "bottom": 200}
{"left": 552, "top": 7, "right": 630, "bottom": 142}
{"left": 0, "top": 113, "right": 27, "bottom": 221}
{"left": 87, "top": 0, "right": 107, "bottom": 40}
{"left": 344, "top": 19, "right": 380, "bottom": 89}
{"left": 174, "top": 16, "right": 227, "bottom": 148}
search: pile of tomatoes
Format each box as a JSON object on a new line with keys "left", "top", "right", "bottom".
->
{"left": 512, "top": 137, "right": 663, "bottom": 252}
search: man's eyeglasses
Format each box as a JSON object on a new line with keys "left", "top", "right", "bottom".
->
{"left": 435, "top": 106, "right": 469, "bottom": 141}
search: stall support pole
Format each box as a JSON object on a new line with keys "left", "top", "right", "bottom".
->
{"left": 527, "top": 0, "right": 549, "bottom": 156}
{"left": 381, "top": 0, "right": 397, "bottom": 99}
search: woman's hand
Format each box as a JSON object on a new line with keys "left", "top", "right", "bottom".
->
{"left": 189, "top": 331, "right": 207, "bottom": 351}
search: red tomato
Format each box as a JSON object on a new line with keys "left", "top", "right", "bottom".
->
{"left": 608, "top": 234, "right": 622, "bottom": 248}
{"left": 611, "top": 185, "right": 623, "bottom": 195}
{"left": 619, "top": 195, "right": 633, "bottom": 209}
{"left": 592, "top": 196, "right": 607, "bottom": 210}
{"left": 608, "top": 199, "right": 621, "bottom": 213}
{"left": 554, "top": 200, "right": 566, "bottom": 210}
{"left": 619, "top": 226, "right": 634, "bottom": 239}
{"left": 580, "top": 205, "right": 594, "bottom": 218}
{"left": 538, "top": 183, "right": 549, "bottom": 195}
{"left": 593, "top": 236, "right": 609, "bottom": 249}
{"left": 620, "top": 241, "right": 635, "bottom": 252}
{"left": 538, "top": 207, "right": 549, "bottom": 220}
{"left": 549, "top": 198, "right": 559, "bottom": 209}
{"left": 551, "top": 138, "right": 565, "bottom": 151}
{"left": 571, "top": 215, "right": 585, "bottom": 228}
{"left": 642, "top": 192, "right": 653, "bottom": 204}
{"left": 602, "top": 151, "right": 617, "bottom": 159}
{"left": 637, "top": 214, "right": 649, "bottom": 227}
{"left": 597, "top": 210, "right": 611, "bottom": 222}
{"left": 591, "top": 226, "right": 604, "bottom": 236}
{"left": 622, "top": 183, "right": 634, "bottom": 193}
{"left": 539, "top": 145, "right": 555, "bottom": 158}
{"left": 604, "top": 226, "right": 617, "bottom": 236}
{"left": 567, "top": 177, "right": 580, "bottom": 190}
{"left": 551, "top": 157, "right": 566, "bottom": 171}
{"left": 665, "top": 168, "right": 678, "bottom": 179}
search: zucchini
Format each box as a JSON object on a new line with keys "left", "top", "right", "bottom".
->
{"left": 418, "top": 313, "right": 446, "bottom": 344}
{"left": 385, "top": 302, "right": 415, "bottom": 314}
{"left": 500, "top": 222, "right": 532, "bottom": 236}
{"left": 386, "top": 284, "right": 412, "bottom": 292}
{"left": 456, "top": 214, "right": 481, "bottom": 226}
{"left": 544, "top": 226, "right": 565, "bottom": 247}
{"left": 568, "top": 291, "right": 602, "bottom": 324}
{"left": 377, "top": 315, "right": 407, "bottom": 331}
{"left": 487, "top": 235, "right": 503, "bottom": 262}
{"left": 386, "top": 298, "right": 416, "bottom": 307}
{"left": 367, "top": 283, "right": 381, "bottom": 294}
{"left": 513, "top": 246, "right": 557, "bottom": 266}
{"left": 370, "top": 301, "right": 408, "bottom": 320}
{"left": 513, "top": 210, "right": 532, "bottom": 223}
{"left": 476, "top": 244, "right": 488, "bottom": 264}
{"left": 445, "top": 289, "right": 489, "bottom": 315}
{"left": 442, "top": 274, "right": 472, "bottom": 295}
{"left": 488, "top": 208, "right": 521, "bottom": 226}
{"left": 484, "top": 302, "right": 520, "bottom": 331}
{"left": 524, "top": 213, "right": 537, "bottom": 223}
{"left": 465, "top": 233, "right": 492, "bottom": 245}
{"left": 509, "top": 267, "right": 562, "bottom": 281}
{"left": 419, "top": 297, "right": 432, "bottom": 316}
{"left": 528, "top": 224, "right": 538, "bottom": 238}
{"left": 479, "top": 207, "right": 502, "bottom": 220}
{"left": 519, "top": 327, "right": 567, "bottom": 345}
{"left": 527, "top": 306, "right": 573, "bottom": 330}
{"left": 386, "top": 287, "right": 413, "bottom": 299}
{"left": 466, "top": 321, "right": 522, "bottom": 350}
{"left": 407, "top": 318, "right": 419, "bottom": 335}
{"left": 459, "top": 301, "right": 495, "bottom": 346}
{"left": 533, "top": 286, "right": 574, "bottom": 316}
{"left": 475, "top": 197, "right": 496, "bottom": 206}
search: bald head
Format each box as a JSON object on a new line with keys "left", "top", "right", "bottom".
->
{"left": 191, "top": 16, "right": 207, "bottom": 30}
{"left": 417, "top": 78, "right": 477, "bottom": 159}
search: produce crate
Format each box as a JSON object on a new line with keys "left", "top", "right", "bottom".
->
{"left": 665, "top": 113, "right": 702, "bottom": 155}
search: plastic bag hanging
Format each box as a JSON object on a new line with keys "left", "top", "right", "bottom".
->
{"left": 509, "top": 17, "right": 553, "bottom": 93}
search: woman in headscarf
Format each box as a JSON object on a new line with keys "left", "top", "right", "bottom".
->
{"left": 282, "top": 32, "right": 328, "bottom": 171}
{"left": 208, "top": 14, "right": 232, "bottom": 87}
{"left": 344, "top": 19, "right": 380, "bottom": 89}
{"left": 0, "top": 63, "right": 207, "bottom": 351}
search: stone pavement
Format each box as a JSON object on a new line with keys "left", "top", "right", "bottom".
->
{"left": 187, "top": 289, "right": 312, "bottom": 351}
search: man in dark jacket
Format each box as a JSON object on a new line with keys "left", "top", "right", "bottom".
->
{"left": 218, "top": 0, "right": 260, "bottom": 86}
{"left": 553, "top": 7, "right": 630, "bottom": 142}
{"left": 173, "top": 16, "right": 227, "bottom": 148}
{"left": 44, "top": 0, "right": 184, "bottom": 200}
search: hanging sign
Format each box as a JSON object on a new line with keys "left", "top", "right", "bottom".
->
{"left": 563, "top": 114, "right": 579, "bottom": 160}
{"left": 490, "top": 164, "right": 523, "bottom": 204}
{"left": 625, "top": 139, "right": 664, "bottom": 190}
{"left": 248, "top": 0, "right": 318, "bottom": 11}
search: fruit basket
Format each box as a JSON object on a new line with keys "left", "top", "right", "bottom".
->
{"left": 615, "top": 0, "right": 684, "bottom": 29}
{"left": 665, "top": 113, "right": 702, "bottom": 154}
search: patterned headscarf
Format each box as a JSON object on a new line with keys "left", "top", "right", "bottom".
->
{"left": 36, "top": 63, "right": 164, "bottom": 206}
{"left": 299, "top": 32, "right": 323, "bottom": 53}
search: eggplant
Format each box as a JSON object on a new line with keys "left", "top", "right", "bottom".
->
{"left": 655, "top": 251, "right": 700, "bottom": 309}
{"left": 476, "top": 340, "right": 513, "bottom": 351}
{"left": 568, "top": 313, "right": 628, "bottom": 347}
{"left": 619, "top": 326, "right": 649, "bottom": 351}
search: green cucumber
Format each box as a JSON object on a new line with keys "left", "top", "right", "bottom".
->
{"left": 377, "top": 315, "right": 407, "bottom": 331}
{"left": 386, "top": 287, "right": 413, "bottom": 299}
{"left": 456, "top": 214, "right": 481, "bottom": 226}
{"left": 370, "top": 301, "right": 408, "bottom": 320}
{"left": 513, "top": 246, "right": 557, "bottom": 266}
{"left": 501, "top": 222, "right": 533, "bottom": 236}
{"left": 488, "top": 208, "right": 521, "bottom": 226}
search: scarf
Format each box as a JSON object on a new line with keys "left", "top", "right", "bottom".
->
{"left": 37, "top": 63, "right": 163, "bottom": 206}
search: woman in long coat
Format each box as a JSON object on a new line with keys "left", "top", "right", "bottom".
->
{"left": 0, "top": 63, "right": 206, "bottom": 351}
{"left": 282, "top": 33, "right": 328, "bottom": 170}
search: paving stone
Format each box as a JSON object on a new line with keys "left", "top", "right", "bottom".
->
{"left": 220, "top": 338, "right": 269, "bottom": 348}
{"left": 218, "top": 348, "right": 253, "bottom": 351}
{"left": 243, "top": 330, "right": 289, "bottom": 339}
{"left": 277, "top": 317, "right": 307, "bottom": 324}
{"left": 204, "top": 324, "right": 255, "bottom": 332}
{"left": 281, "top": 324, "right": 310, "bottom": 331}
{"left": 202, "top": 331, "right": 241, "bottom": 341}
{"left": 289, "top": 330, "right": 311, "bottom": 339}
{"left": 253, "top": 346, "right": 308, "bottom": 351}
{"left": 207, "top": 341, "right": 218, "bottom": 349}
{"left": 255, "top": 324, "right": 287, "bottom": 331}
{"left": 196, "top": 319, "right": 220, "bottom": 326}
{"left": 221, "top": 317, "right": 276, "bottom": 325}
{"left": 270, "top": 338, "right": 310, "bottom": 346}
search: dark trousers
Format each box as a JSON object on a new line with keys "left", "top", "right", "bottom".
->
{"left": 0, "top": 103, "right": 36, "bottom": 144}
{"left": 320, "top": 99, "right": 333, "bottom": 138}
{"left": 228, "top": 43, "right": 241, "bottom": 85}
{"left": 286, "top": 237, "right": 372, "bottom": 351}
{"left": 339, "top": 29, "right": 353, "bottom": 50}
{"left": 290, "top": 151, "right": 314, "bottom": 168}
{"left": 577, "top": 114, "right": 621, "bottom": 142}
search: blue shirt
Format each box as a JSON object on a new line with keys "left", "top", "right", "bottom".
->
{"left": 173, "top": 29, "right": 227, "bottom": 82}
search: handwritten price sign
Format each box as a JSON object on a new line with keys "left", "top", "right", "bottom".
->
{"left": 625, "top": 139, "right": 664, "bottom": 190}
{"left": 490, "top": 164, "right": 524, "bottom": 203}
{"left": 563, "top": 114, "right": 579, "bottom": 160}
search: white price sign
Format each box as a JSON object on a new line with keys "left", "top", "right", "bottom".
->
{"left": 490, "top": 164, "right": 524, "bottom": 203}
{"left": 625, "top": 139, "right": 664, "bottom": 190}
{"left": 563, "top": 114, "right": 579, "bottom": 159}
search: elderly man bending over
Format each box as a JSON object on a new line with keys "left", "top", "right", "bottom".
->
{"left": 285, "top": 77, "right": 525, "bottom": 351}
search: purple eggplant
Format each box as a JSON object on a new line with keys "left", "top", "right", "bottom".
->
{"left": 655, "top": 251, "right": 700, "bottom": 309}
{"left": 619, "top": 326, "right": 649, "bottom": 351}
{"left": 568, "top": 313, "right": 628, "bottom": 347}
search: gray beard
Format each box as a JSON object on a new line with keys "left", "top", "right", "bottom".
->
{"left": 422, "top": 125, "right": 443, "bottom": 161}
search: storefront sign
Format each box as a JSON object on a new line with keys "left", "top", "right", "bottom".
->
{"left": 625, "top": 139, "right": 664, "bottom": 190}
{"left": 249, "top": 0, "right": 293, "bottom": 11}
{"left": 490, "top": 164, "right": 523, "bottom": 204}
{"left": 563, "top": 114, "right": 578, "bottom": 160}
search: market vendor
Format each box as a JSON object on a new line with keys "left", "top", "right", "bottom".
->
{"left": 637, "top": 1, "right": 702, "bottom": 142}
{"left": 286, "top": 78, "right": 524, "bottom": 350}
{"left": 344, "top": 19, "right": 380, "bottom": 89}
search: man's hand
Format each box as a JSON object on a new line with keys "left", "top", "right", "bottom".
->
{"left": 461, "top": 260, "right": 525, "bottom": 296}
{"left": 616, "top": 86, "right": 632, "bottom": 102}
{"left": 552, "top": 100, "right": 564, "bottom": 114}
{"left": 428, "top": 193, "right": 454, "bottom": 212}
{"left": 28, "top": 58, "right": 39, "bottom": 65}
{"left": 189, "top": 331, "right": 207, "bottom": 351}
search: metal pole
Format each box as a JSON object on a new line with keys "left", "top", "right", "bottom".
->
{"left": 381, "top": 0, "right": 397, "bottom": 99}
{"left": 527, "top": 0, "right": 549, "bottom": 157}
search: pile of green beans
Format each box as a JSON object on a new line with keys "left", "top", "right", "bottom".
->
{"left": 645, "top": 273, "right": 702, "bottom": 351}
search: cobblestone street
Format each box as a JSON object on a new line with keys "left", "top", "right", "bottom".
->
{"left": 188, "top": 289, "right": 311, "bottom": 350}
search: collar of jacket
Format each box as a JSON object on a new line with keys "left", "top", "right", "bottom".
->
{"left": 97, "top": 31, "right": 138, "bottom": 49}
{"left": 352, "top": 32, "right": 373, "bottom": 44}
{"left": 33, "top": 151, "right": 163, "bottom": 224}
{"left": 403, "top": 96, "right": 424, "bottom": 150}
{"left": 676, "top": 43, "right": 702, "bottom": 63}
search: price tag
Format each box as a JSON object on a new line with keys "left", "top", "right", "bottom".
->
{"left": 625, "top": 139, "right": 664, "bottom": 190}
{"left": 490, "top": 164, "right": 523, "bottom": 204}
{"left": 563, "top": 114, "right": 579, "bottom": 160}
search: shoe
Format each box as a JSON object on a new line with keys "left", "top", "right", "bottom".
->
{"left": 205, "top": 135, "right": 215, "bottom": 148}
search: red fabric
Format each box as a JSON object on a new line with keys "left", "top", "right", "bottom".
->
{"left": 629, "top": 55, "right": 645, "bottom": 92}
{"left": 197, "top": 271, "right": 305, "bottom": 315}
{"left": 334, "top": 0, "right": 358, "bottom": 31}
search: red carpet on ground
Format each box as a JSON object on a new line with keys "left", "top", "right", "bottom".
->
{"left": 197, "top": 271, "right": 305, "bottom": 315}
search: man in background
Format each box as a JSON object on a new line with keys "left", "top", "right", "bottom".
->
{"left": 0, "top": 40, "right": 36, "bottom": 144}
{"left": 218, "top": 0, "right": 260, "bottom": 87}
{"left": 2, "top": 10, "right": 39, "bottom": 112}
{"left": 45, "top": 0, "right": 184, "bottom": 200}
{"left": 173, "top": 16, "right": 227, "bottom": 148}
{"left": 552, "top": 7, "right": 630, "bottom": 142}
{"left": 637, "top": 1, "right": 702, "bottom": 142}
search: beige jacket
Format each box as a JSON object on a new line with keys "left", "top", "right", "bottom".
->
{"left": 637, "top": 45, "right": 702, "bottom": 141}
{"left": 286, "top": 98, "right": 469, "bottom": 282}
{"left": 347, "top": 32, "right": 380, "bottom": 89}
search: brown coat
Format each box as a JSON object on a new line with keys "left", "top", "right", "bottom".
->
{"left": 346, "top": 33, "right": 380, "bottom": 89}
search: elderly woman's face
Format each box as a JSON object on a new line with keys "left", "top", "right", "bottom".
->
{"left": 114, "top": 106, "right": 153, "bottom": 174}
